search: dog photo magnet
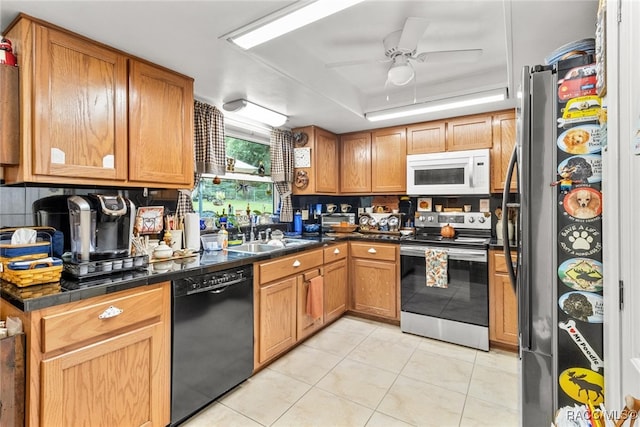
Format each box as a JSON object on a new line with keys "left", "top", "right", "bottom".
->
{"left": 557, "top": 124, "right": 601, "bottom": 155}
{"left": 558, "top": 258, "right": 603, "bottom": 292}
{"left": 562, "top": 187, "right": 602, "bottom": 220}
{"left": 557, "top": 154, "right": 602, "bottom": 184}
{"left": 558, "top": 291, "right": 603, "bottom": 323}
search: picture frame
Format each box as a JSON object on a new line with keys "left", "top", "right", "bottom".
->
{"left": 417, "top": 197, "right": 432, "bottom": 211}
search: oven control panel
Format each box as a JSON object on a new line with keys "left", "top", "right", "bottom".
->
{"left": 414, "top": 212, "right": 491, "bottom": 229}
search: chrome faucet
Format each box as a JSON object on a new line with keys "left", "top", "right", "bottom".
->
{"left": 265, "top": 228, "right": 272, "bottom": 242}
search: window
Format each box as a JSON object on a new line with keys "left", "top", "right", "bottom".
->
{"left": 192, "top": 128, "right": 275, "bottom": 221}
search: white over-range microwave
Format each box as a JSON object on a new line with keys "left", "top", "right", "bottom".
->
{"left": 406, "top": 149, "right": 490, "bottom": 196}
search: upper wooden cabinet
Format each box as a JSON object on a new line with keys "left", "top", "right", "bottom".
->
{"left": 2, "top": 14, "right": 194, "bottom": 188}
{"left": 490, "top": 110, "right": 517, "bottom": 193}
{"left": 292, "top": 126, "right": 339, "bottom": 195}
{"left": 406, "top": 120, "right": 446, "bottom": 154}
{"left": 340, "top": 127, "right": 406, "bottom": 194}
{"left": 340, "top": 131, "right": 372, "bottom": 193}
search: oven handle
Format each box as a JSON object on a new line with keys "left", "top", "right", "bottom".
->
{"left": 400, "top": 245, "right": 487, "bottom": 263}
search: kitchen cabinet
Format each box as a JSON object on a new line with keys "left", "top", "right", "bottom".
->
{"left": 292, "top": 126, "right": 339, "bottom": 195}
{"left": 0, "top": 65, "right": 19, "bottom": 165}
{"left": 490, "top": 110, "right": 517, "bottom": 193}
{"left": 323, "top": 243, "right": 348, "bottom": 324}
{"left": 0, "top": 282, "right": 171, "bottom": 427}
{"left": 349, "top": 242, "right": 399, "bottom": 320}
{"left": 340, "top": 131, "right": 372, "bottom": 193}
{"left": 446, "top": 113, "right": 493, "bottom": 151}
{"left": 254, "top": 248, "right": 324, "bottom": 368}
{"left": 406, "top": 120, "right": 446, "bottom": 154}
{"left": 406, "top": 113, "right": 493, "bottom": 154}
{"left": 2, "top": 14, "right": 193, "bottom": 188}
{"left": 489, "top": 249, "right": 519, "bottom": 349}
{"left": 340, "top": 127, "right": 406, "bottom": 194}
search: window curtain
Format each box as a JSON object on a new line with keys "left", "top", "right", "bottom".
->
{"left": 270, "top": 129, "right": 294, "bottom": 222}
{"left": 176, "top": 100, "right": 226, "bottom": 217}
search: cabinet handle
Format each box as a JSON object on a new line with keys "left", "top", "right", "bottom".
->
{"left": 292, "top": 260, "right": 301, "bottom": 267}
{"left": 368, "top": 248, "right": 377, "bottom": 254}
{"left": 333, "top": 248, "right": 340, "bottom": 254}
{"left": 99, "top": 305, "right": 124, "bottom": 319}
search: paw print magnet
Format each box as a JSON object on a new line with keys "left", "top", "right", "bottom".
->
{"left": 559, "top": 224, "right": 602, "bottom": 257}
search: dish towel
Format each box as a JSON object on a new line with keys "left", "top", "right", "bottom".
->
{"left": 425, "top": 248, "right": 448, "bottom": 288}
{"left": 306, "top": 275, "right": 324, "bottom": 320}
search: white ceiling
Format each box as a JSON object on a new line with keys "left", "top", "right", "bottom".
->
{"left": 1, "top": 0, "right": 598, "bottom": 134}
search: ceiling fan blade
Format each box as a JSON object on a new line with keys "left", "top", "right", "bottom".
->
{"left": 415, "top": 48, "right": 483, "bottom": 63}
{"left": 397, "top": 17, "right": 429, "bottom": 52}
{"left": 325, "top": 58, "right": 391, "bottom": 69}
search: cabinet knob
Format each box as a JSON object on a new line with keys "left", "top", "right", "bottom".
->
{"left": 99, "top": 305, "right": 123, "bottom": 319}
{"left": 333, "top": 248, "right": 340, "bottom": 254}
{"left": 368, "top": 248, "right": 377, "bottom": 254}
{"left": 292, "top": 260, "right": 301, "bottom": 267}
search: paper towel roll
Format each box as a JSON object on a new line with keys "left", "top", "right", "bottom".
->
{"left": 184, "top": 213, "right": 201, "bottom": 251}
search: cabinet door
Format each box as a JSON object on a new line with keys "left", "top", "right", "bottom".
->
{"left": 297, "top": 275, "right": 324, "bottom": 341}
{"left": 406, "top": 121, "right": 446, "bottom": 154}
{"left": 129, "top": 60, "right": 194, "bottom": 186}
{"left": 340, "top": 132, "right": 371, "bottom": 193}
{"left": 490, "top": 111, "right": 517, "bottom": 193}
{"left": 315, "top": 128, "right": 339, "bottom": 193}
{"left": 490, "top": 272, "right": 519, "bottom": 345}
{"left": 324, "top": 258, "right": 348, "bottom": 324}
{"left": 34, "top": 25, "right": 128, "bottom": 180}
{"left": 351, "top": 258, "right": 397, "bottom": 319}
{"left": 371, "top": 127, "right": 407, "bottom": 193}
{"left": 41, "top": 323, "right": 169, "bottom": 427}
{"left": 446, "top": 113, "right": 493, "bottom": 151}
{"left": 258, "top": 277, "right": 297, "bottom": 364}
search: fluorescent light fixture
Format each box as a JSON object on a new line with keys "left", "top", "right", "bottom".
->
{"left": 228, "top": 0, "right": 366, "bottom": 50}
{"left": 365, "top": 89, "right": 508, "bottom": 122}
{"left": 222, "top": 99, "right": 288, "bottom": 127}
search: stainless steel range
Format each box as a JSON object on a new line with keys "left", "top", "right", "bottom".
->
{"left": 400, "top": 211, "right": 491, "bottom": 351}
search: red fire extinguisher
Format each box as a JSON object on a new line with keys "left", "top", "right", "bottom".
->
{"left": 0, "top": 36, "right": 17, "bottom": 66}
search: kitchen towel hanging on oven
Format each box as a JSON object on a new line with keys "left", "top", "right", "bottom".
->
{"left": 425, "top": 248, "right": 448, "bottom": 288}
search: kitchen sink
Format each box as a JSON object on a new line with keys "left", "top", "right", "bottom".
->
{"left": 227, "top": 243, "right": 278, "bottom": 254}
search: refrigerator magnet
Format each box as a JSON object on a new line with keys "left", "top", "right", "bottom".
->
{"left": 558, "top": 291, "right": 604, "bottom": 323}
{"left": 563, "top": 188, "right": 602, "bottom": 221}
{"left": 559, "top": 320, "right": 604, "bottom": 372}
{"left": 558, "top": 367, "right": 604, "bottom": 406}
{"left": 557, "top": 125, "right": 602, "bottom": 155}
{"left": 557, "top": 154, "right": 602, "bottom": 184}
{"left": 558, "top": 258, "right": 603, "bottom": 292}
{"left": 559, "top": 224, "right": 602, "bottom": 257}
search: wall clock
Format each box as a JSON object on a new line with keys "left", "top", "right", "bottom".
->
{"left": 294, "top": 147, "right": 311, "bottom": 168}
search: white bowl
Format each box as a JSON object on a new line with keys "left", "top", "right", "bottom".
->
{"left": 399, "top": 229, "right": 414, "bottom": 236}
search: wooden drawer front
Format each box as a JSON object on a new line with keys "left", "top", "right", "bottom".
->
{"left": 41, "top": 286, "right": 164, "bottom": 353}
{"left": 259, "top": 249, "right": 323, "bottom": 284}
{"left": 493, "top": 251, "right": 517, "bottom": 273}
{"left": 350, "top": 242, "right": 396, "bottom": 262}
{"left": 324, "top": 243, "right": 348, "bottom": 263}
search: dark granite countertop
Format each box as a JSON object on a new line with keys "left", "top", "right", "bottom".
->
{"left": 1, "top": 238, "right": 333, "bottom": 312}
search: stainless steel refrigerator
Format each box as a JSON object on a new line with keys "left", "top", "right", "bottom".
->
{"left": 502, "top": 54, "right": 604, "bottom": 426}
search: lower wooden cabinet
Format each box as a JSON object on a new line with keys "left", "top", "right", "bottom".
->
{"left": 489, "top": 249, "right": 519, "bottom": 348}
{"left": 258, "top": 276, "right": 298, "bottom": 364}
{"left": 323, "top": 243, "right": 349, "bottom": 324}
{"left": 1, "top": 282, "right": 171, "bottom": 427}
{"left": 349, "top": 242, "right": 399, "bottom": 320}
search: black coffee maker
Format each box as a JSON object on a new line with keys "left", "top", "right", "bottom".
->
{"left": 68, "top": 194, "right": 135, "bottom": 261}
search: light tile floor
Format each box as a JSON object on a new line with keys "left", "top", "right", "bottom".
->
{"left": 182, "top": 316, "right": 520, "bottom": 427}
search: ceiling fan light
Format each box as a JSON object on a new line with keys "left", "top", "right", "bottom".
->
{"left": 387, "top": 62, "right": 414, "bottom": 86}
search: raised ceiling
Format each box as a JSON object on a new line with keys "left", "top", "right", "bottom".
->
{"left": 0, "top": 0, "right": 598, "bottom": 134}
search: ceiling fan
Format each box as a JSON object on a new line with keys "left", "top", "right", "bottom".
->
{"left": 327, "top": 17, "right": 483, "bottom": 86}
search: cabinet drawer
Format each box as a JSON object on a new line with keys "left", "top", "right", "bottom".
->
{"left": 324, "top": 243, "right": 348, "bottom": 263}
{"left": 41, "top": 286, "right": 164, "bottom": 353}
{"left": 493, "top": 251, "right": 517, "bottom": 273}
{"left": 350, "top": 242, "right": 396, "bottom": 262}
{"left": 259, "top": 249, "right": 323, "bottom": 284}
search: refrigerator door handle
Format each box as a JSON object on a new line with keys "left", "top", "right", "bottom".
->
{"left": 502, "top": 145, "right": 519, "bottom": 291}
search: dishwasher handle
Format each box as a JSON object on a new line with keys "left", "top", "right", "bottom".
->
{"left": 179, "top": 276, "right": 252, "bottom": 296}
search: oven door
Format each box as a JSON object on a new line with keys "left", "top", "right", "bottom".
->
{"left": 400, "top": 244, "right": 489, "bottom": 327}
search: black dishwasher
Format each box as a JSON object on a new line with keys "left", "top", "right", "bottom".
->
{"left": 171, "top": 265, "right": 253, "bottom": 426}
